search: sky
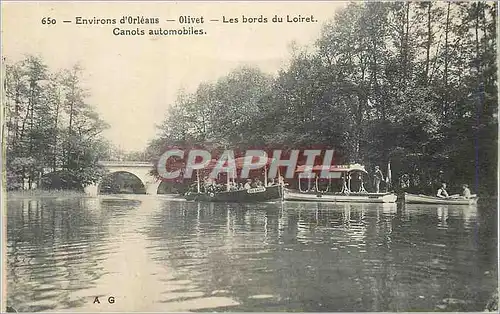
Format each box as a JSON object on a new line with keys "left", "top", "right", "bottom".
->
{"left": 2, "top": 1, "right": 345, "bottom": 152}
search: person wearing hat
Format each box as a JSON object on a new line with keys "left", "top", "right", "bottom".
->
{"left": 373, "top": 166, "right": 384, "bottom": 193}
{"left": 462, "top": 184, "right": 472, "bottom": 199}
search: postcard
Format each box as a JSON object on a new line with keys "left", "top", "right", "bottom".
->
{"left": 1, "top": 1, "right": 498, "bottom": 312}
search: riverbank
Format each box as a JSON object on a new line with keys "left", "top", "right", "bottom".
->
{"left": 5, "top": 190, "right": 86, "bottom": 200}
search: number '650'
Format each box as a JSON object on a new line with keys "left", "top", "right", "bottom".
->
{"left": 41, "top": 17, "right": 57, "bottom": 24}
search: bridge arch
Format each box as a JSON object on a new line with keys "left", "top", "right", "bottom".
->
{"left": 99, "top": 171, "right": 146, "bottom": 194}
{"left": 84, "top": 161, "right": 160, "bottom": 196}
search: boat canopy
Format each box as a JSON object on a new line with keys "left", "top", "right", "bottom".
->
{"left": 190, "top": 156, "right": 279, "bottom": 193}
{"left": 295, "top": 163, "right": 367, "bottom": 174}
{"left": 203, "top": 156, "right": 277, "bottom": 171}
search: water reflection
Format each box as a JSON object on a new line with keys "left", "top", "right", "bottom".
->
{"left": 6, "top": 197, "right": 497, "bottom": 312}
{"left": 7, "top": 197, "right": 121, "bottom": 311}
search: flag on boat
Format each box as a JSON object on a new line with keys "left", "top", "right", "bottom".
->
{"left": 386, "top": 161, "right": 392, "bottom": 188}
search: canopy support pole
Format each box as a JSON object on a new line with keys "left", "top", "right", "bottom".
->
{"left": 299, "top": 175, "right": 304, "bottom": 193}
{"left": 278, "top": 168, "right": 284, "bottom": 188}
{"left": 341, "top": 173, "right": 349, "bottom": 194}
{"left": 196, "top": 170, "right": 200, "bottom": 193}
{"left": 264, "top": 165, "right": 268, "bottom": 187}
{"left": 348, "top": 173, "right": 352, "bottom": 193}
{"left": 359, "top": 173, "right": 367, "bottom": 193}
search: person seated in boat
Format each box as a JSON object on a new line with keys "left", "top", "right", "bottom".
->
{"left": 400, "top": 173, "right": 410, "bottom": 189}
{"left": 204, "top": 177, "right": 217, "bottom": 192}
{"left": 462, "top": 184, "right": 472, "bottom": 199}
{"left": 267, "top": 178, "right": 276, "bottom": 186}
{"left": 244, "top": 179, "right": 252, "bottom": 189}
{"left": 436, "top": 183, "right": 449, "bottom": 198}
{"left": 206, "top": 184, "right": 214, "bottom": 193}
{"left": 250, "top": 179, "right": 258, "bottom": 188}
{"left": 217, "top": 183, "right": 225, "bottom": 192}
{"left": 373, "top": 166, "right": 384, "bottom": 193}
{"left": 254, "top": 178, "right": 263, "bottom": 187}
{"left": 213, "top": 183, "right": 220, "bottom": 192}
{"left": 278, "top": 175, "right": 285, "bottom": 185}
{"left": 211, "top": 182, "right": 220, "bottom": 192}
{"left": 227, "top": 182, "right": 237, "bottom": 191}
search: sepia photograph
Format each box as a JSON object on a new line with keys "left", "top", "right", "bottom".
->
{"left": 1, "top": 0, "right": 498, "bottom": 312}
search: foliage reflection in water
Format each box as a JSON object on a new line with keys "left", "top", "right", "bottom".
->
{"left": 6, "top": 196, "right": 497, "bottom": 312}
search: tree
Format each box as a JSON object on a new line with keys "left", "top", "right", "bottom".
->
{"left": 4, "top": 56, "right": 111, "bottom": 190}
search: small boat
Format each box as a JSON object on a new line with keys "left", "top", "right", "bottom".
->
{"left": 283, "top": 163, "right": 397, "bottom": 203}
{"left": 284, "top": 189, "right": 397, "bottom": 203}
{"left": 402, "top": 192, "right": 479, "bottom": 205}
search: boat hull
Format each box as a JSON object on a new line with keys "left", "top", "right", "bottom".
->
{"left": 284, "top": 189, "right": 397, "bottom": 203}
{"left": 183, "top": 185, "right": 282, "bottom": 203}
{"left": 402, "top": 193, "right": 478, "bottom": 205}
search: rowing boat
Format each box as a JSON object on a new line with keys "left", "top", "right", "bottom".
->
{"left": 401, "top": 192, "right": 478, "bottom": 205}
{"left": 284, "top": 189, "right": 397, "bottom": 203}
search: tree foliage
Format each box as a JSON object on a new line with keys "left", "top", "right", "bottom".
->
{"left": 147, "top": 2, "right": 496, "bottom": 195}
{"left": 4, "top": 56, "right": 110, "bottom": 190}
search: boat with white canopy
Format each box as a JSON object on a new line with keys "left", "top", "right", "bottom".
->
{"left": 283, "top": 164, "right": 397, "bottom": 203}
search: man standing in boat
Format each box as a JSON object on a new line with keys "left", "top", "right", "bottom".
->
{"left": 373, "top": 166, "right": 384, "bottom": 193}
{"left": 436, "top": 182, "right": 450, "bottom": 198}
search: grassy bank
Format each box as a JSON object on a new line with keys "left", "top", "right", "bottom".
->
{"left": 5, "top": 190, "right": 86, "bottom": 200}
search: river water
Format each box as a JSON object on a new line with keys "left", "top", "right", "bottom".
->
{"left": 6, "top": 195, "right": 498, "bottom": 312}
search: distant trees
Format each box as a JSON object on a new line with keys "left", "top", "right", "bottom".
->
{"left": 148, "top": 2, "right": 497, "bottom": 195}
{"left": 99, "top": 172, "right": 146, "bottom": 194}
{"left": 103, "top": 144, "right": 149, "bottom": 162}
{"left": 4, "top": 56, "right": 110, "bottom": 190}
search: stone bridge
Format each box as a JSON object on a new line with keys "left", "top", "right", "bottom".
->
{"left": 84, "top": 161, "right": 160, "bottom": 196}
